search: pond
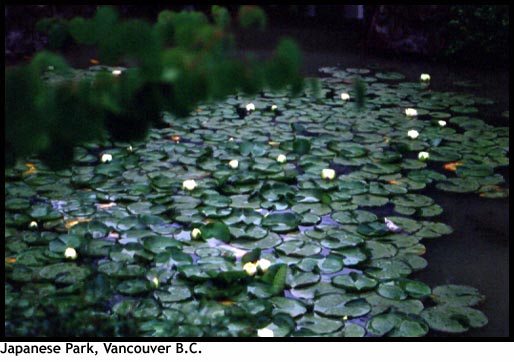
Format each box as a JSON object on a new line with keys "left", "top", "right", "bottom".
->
{"left": 4, "top": 64, "right": 509, "bottom": 337}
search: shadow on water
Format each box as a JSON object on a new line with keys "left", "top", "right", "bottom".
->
{"left": 415, "top": 186, "right": 509, "bottom": 337}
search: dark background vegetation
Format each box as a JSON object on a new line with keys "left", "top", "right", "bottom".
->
{"left": 5, "top": 5, "right": 510, "bottom": 68}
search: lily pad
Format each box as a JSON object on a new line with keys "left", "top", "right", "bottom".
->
{"left": 431, "top": 284, "right": 485, "bottom": 307}
{"left": 420, "top": 305, "right": 488, "bottom": 333}
{"left": 314, "top": 293, "right": 371, "bottom": 318}
{"left": 367, "top": 312, "right": 429, "bottom": 337}
{"left": 332, "top": 272, "right": 378, "bottom": 292}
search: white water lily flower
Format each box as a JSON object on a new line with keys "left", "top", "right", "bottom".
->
{"left": 101, "top": 153, "right": 112, "bottom": 163}
{"left": 64, "top": 247, "right": 78, "bottom": 260}
{"left": 271, "top": 104, "right": 278, "bottom": 111}
{"left": 112, "top": 69, "right": 123, "bottom": 76}
{"left": 182, "top": 179, "right": 197, "bottom": 191}
{"left": 243, "top": 262, "right": 257, "bottom": 276}
{"left": 257, "top": 328, "right": 274, "bottom": 337}
{"left": 407, "top": 130, "right": 419, "bottom": 139}
{"left": 246, "top": 103, "right": 255, "bottom": 112}
{"left": 127, "top": 145, "right": 133, "bottom": 152}
{"left": 151, "top": 277, "right": 159, "bottom": 288}
{"left": 438, "top": 120, "right": 447, "bottom": 127}
{"left": 229, "top": 137, "right": 234, "bottom": 142}
{"left": 256, "top": 258, "right": 271, "bottom": 272}
{"left": 384, "top": 217, "right": 402, "bottom": 233}
{"left": 405, "top": 108, "right": 418, "bottom": 117}
{"left": 276, "top": 154, "right": 287, "bottom": 163}
{"left": 418, "top": 151, "right": 430, "bottom": 161}
{"left": 340, "top": 92, "right": 350, "bottom": 101}
{"left": 191, "top": 228, "right": 202, "bottom": 240}
{"left": 420, "top": 73, "right": 431, "bottom": 82}
{"left": 321, "top": 168, "right": 336, "bottom": 180}
{"left": 29, "top": 221, "right": 38, "bottom": 229}
{"left": 229, "top": 159, "right": 239, "bottom": 169}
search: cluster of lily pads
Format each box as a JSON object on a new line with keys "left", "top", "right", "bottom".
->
{"left": 5, "top": 65, "right": 508, "bottom": 337}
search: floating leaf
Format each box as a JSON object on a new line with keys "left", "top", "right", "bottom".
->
{"left": 431, "top": 284, "right": 485, "bottom": 307}
{"left": 421, "top": 305, "right": 488, "bottom": 333}
{"left": 314, "top": 293, "right": 371, "bottom": 318}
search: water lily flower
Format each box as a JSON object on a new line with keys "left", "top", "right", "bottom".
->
{"left": 321, "top": 168, "right": 336, "bottom": 180}
{"left": 405, "top": 108, "right": 418, "bottom": 117}
{"left": 438, "top": 120, "right": 447, "bottom": 127}
{"left": 229, "top": 137, "right": 234, "bottom": 142}
{"left": 276, "top": 154, "right": 287, "bottom": 163}
{"left": 183, "top": 179, "right": 198, "bottom": 191}
{"left": 64, "top": 247, "right": 78, "bottom": 260}
{"left": 384, "top": 217, "right": 402, "bottom": 233}
{"left": 151, "top": 277, "right": 159, "bottom": 288}
{"left": 257, "top": 328, "right": 274, "bottom": 337}
{"left": 256, "top": 258, "right": 271, "bottom": 272}
{"left": 191, "top": 228, "right": 202, "bottom": 240}
{"left": 29, "top": 221, "right": 38, "bottom": 229}
{"left": 48, "top": 65, "right": 54, "bottom": 71}
{"left": 420, "top": 73, "right": 431, "bottom": 82}
{"left": 112, "top": 69, "right": 123, "bottom": 76}
{"left": 246, "top": 103, "right": 255, "bottom": 112}
{"left": 171, "top": 135, "right": 181, "bottom": 142}
{"left": 229, "top": 159, "right": 239, "bottom": 169}
{"left": 340, "top": 92, "right": 350, "bottom": 101}
{"left": 407, "top": 130, "right": 419, "bottom": 139}
{"left": 271, "top": 104, "right": 278, "bottom": 111}
{"left": 243, "top": 262, "right": 257, "bottom": 276}
{"left": 127, "top": 145, "right": 133, "bottom": 152}
{"left": 101, "top": 153, "right": 112, "bottom": 163}
{"left": 418, "top": 151, "right": 430, "bottom": 161}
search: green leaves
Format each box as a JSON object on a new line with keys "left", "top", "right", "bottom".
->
{"left": 199, "top": 222, "right": 231, "bottom": 242}
{"left": 238, "top": 5, "right": 267, "bottom": 31}
{"left": 292, "top": 138, "right": 311, "bottom": 156}
{"left": 7, "top": 6, "right": 303, "bottom": 169}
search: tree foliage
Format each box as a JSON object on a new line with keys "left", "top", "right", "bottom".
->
{"left": 443, "top": 5, "right": 509, "bottom": 63}
{"left": 6, "top": 6, "right": 304, "bottom": 169}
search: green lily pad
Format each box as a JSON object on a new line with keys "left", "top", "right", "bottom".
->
{"left": 262, "top": 212, "right": 302, "bottom": 232}
{"left": 142, "top": 236, "right": 182, "bottom": 254}
{"left": 420, "top": 305, "right": 488, "bottom": 333}
{"left": 287, "top": 269, "right": 321, "bottom": 289}
{"left": 199, "top": 222, "right": 231, "bottom": 242}
{"left": 6, "top": 198, "right": 31, "bottom": 211}
{"left": 117, "top": 279, "right": 153, "bottom": 295}
{"left": 367, "top": 312, "right": 429, "bottom": 337}
{"left": 112, "top": 298, "right": 161, "bottom": 319}
{"left": 39, "top": 263, "right": 91, "bottom": 284}
{"left": 270, "top": 297, "right": 307, "bottom": 318}
{"left": 431, "top": 284, "right": 485, "bottom": 307}
{"left": 365, "top": 259, "right": 412, "bottom": 281}
{"left": 377, "top": 281, "right": 408, "bottom": 300}
{"left": 314, "top": 293, "right": 371, "bottom": 318}
{"left": 155, "top": 285, "right": 192, "bottom": 303}
{"left": 333, "top": 247, "right": 368, "bottom": 266}
{"left": 295, "top": 313, "right": 344, "bottom": 335}
{"left": 297, "top": 255, "right": 344, "bottom": 274}
{"left": 392, "top": 194, "right": 434, "bottom": 208}
{"left": 332, "top": 272, "right": 378, "bottom": 292}
{"left": 332, "top": 210, "right": 377, "bottom": 224}
{"left": 435, "top": 178, "right": 480, "bottom": 193}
